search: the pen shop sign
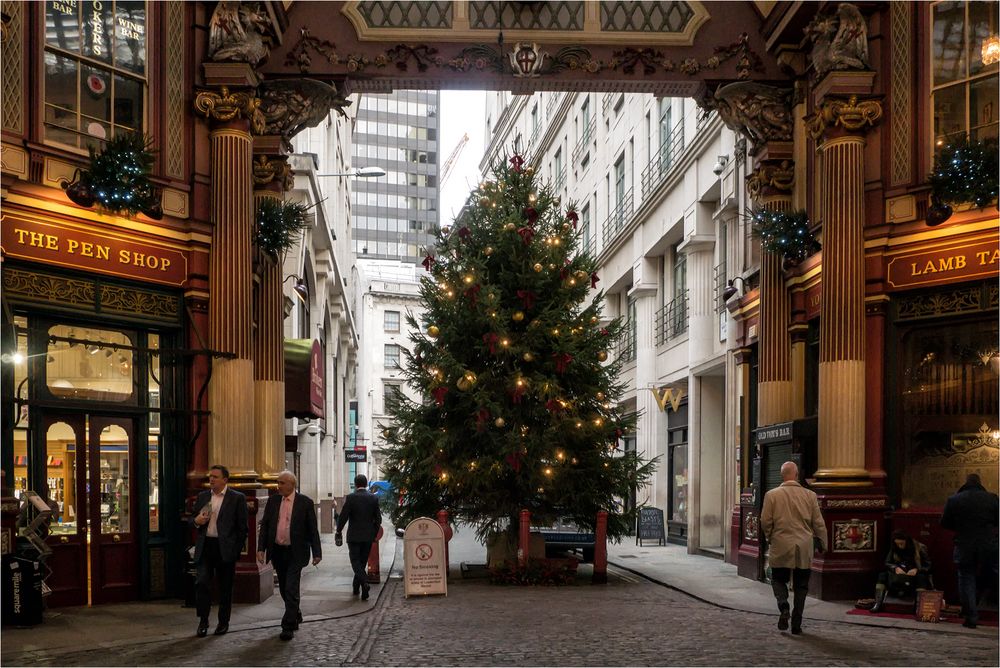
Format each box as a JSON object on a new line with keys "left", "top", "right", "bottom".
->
{"left": 1, "top": 214, "right": 187, "bottom": 287}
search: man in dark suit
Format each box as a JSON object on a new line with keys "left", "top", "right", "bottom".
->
{"left": 191, "top": 464, "right": 247, "bottom": 637}
{"left": 335, "top": 474, "right": 382, "bottom": 600}
{"left": 257, "top": 470, "right": 322, "bottom": 641}
{"left": 941, "top": 473, "right": 999, "bottom": 629}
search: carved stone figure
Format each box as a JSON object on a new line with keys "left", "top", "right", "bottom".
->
{"left": 208, "top": 1, "right": 272, "bottom": 65}
{"left": 707, "top": 82, "right": 794, "bottom": 152}
{"left": 806, "top": 3, "right": 870, "bottom": 78}
{"left": 257, "top": 79, "right": 352, "bottom": 139}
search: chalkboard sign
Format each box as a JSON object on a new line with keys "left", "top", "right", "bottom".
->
{"left": 636, "top": 507, "right": 666, "bottom": 546}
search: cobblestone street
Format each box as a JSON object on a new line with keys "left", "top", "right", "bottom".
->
{"left": 12, "top": 557, "right": 998, "bottom": 667}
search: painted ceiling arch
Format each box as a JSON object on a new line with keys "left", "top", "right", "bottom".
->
{"left": 257, "top": 1, "right": 789, "bottom": 96}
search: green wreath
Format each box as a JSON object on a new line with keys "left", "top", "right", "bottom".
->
{"left": 929, "top": 135, "right": 999, "bottom": 210}
{"left": 750, "top": 209, "right": 818, "bottom": 264}
{"left": 256, "top": 198, "right": 311, "bottom": 258}
{"left": 86, "top": 133, "right": 160, "bottom": 217}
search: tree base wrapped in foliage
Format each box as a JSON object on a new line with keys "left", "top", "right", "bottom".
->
{"left": 489, "top": 558, "right": 578, "bottom": 586}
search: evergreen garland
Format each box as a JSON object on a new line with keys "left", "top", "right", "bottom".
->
{"left": 255, "top": 198, "right": 310, "bottom": 257}
{"left": 750, "top": 209, "right": 818, "bottom": 264}
{"left": 86, "top": 133, "right": 160, "bottom": 216}
{"left": 929, "top": 135, "right": 999, "bottom": 209}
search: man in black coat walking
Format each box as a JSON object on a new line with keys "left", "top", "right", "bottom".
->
{"left": 941, "top": 473, "right": 999, "bottom": 628}
{"left": 335, "top": 474, "right": 382, "bottom": 600}
{"left": 191, "top": 464, "right": 248, "bottom": 637}
{"left": 257, "top": 470, "right": 322, "bottom": 641}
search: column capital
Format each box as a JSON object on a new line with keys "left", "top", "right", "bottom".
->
{"left": 253, "top": 154, "right": 294, "bottom": 192}
{"left": 746, "top": 159, "right": 794, "bottom": 203}
{"left": 806, "top": 95, "right": 882, "bottom": 142}
{"left": 194, "top": 86, "right": 266, "bottom": 134}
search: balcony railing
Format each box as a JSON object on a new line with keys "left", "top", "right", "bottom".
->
{"left": 581, "top": 230, "right": 596, "bottom": 257}
{"left": 601, "top": 188, "right": 634, "bottom": 245}
{"left": 697, "top": 109, "right": 717, "bottom": 131}
{"left": 617, "top": 320, "right": 636, "bottom": 363}
{"left": 553, "top": 165, "right": 566, "bottom": 191}
{"left": 571, "top": 117, "right": 596, "bottom": 165}
{"left": 546, "top": 92, "right": 562, "bottom": 118}
{"left": 602, "top": 93, "right": 615, "bottom": 116}
{"left": 641, "top": 119, "right": 685, "bottom": 200}
{"left": 655, "top": 290, "right": 690, "bottom": 345}
{"left": 713, "top": 261, "right": 727, "bottom": 312}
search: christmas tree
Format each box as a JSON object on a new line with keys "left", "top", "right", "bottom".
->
{"left": 380, "top": 153, "right": 655, "bottom": 545}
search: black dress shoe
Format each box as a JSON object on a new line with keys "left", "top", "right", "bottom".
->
{"left": 791, "top": 626, "right": 803, "bottom": 635}
{"left": 352, "top": 587, "right": 360, "bottom": 596}
{"left": 777, "top": 609, "right": 790, "bottom": 631}
{"left": 361, "top": 586, "right": 370, "bottom": 601}
{"left": 214, "top": 623, "right": 229, "bottom": 636}
{"left": 197, "top": 620, "right": 209, "bottom": 637}
{"left": 963, "top": 620, "right": 977, "bottom": 629}
{"left": 280, "top": 629, "right": 294, "bottom": 641}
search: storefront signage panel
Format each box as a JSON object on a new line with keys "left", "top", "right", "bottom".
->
{"left": 887, "top": 238, "right": 999, "bottom": 290}
{"left": 1, "top": 215, "right": 187, "bottom": 287}
{"left": 345, "top": 448, "right": 367, "bottom": 462}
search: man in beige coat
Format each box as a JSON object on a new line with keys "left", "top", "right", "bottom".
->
{"left": 760, "top": 461, "right": 828, "bottom": 635}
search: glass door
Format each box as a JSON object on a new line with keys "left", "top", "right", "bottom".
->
{"left": 41, "top": 414, "right": 88, "bottom": 607}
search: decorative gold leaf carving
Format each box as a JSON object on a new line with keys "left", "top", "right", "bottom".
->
{"left": 193, "top": 86, "right": 266, "bottom": 134}
{"left": 807, "top": 95, "right": 883, "bottom": 140}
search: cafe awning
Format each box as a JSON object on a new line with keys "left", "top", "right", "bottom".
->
{"left": 284, "top": 338, "right": 324, "bottom": 419}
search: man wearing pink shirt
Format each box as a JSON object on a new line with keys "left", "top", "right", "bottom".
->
{"left": 257, "top": 470, "right": 322, "bottom": 641}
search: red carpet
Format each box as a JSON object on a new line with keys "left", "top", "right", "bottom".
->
{"left": 847, "top": 606, "right": 998, "bottom": 627}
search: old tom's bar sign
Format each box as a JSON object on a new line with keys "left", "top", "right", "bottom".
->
{"left": 1, "top": 214, "right": 187, "bottom": 286}
{"left": 887, "top": 238, "right": 999, "bottom": 290}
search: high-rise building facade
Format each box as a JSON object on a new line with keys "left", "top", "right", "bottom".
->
{"left": 351, "top": 90, "right": 442, "bottom": 264}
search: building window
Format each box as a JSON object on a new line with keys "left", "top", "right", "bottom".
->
{"left": 44, "top": 1, "right": 148, "bottom": 149}
{"left": 384, "top": 310, "right": 400, "bottom": 333}
{"left": 581, "top": 202, "right": 592, "bottom": 254}
{"left": 384, "top": 344, "right": 400, "bottom": 368}
{"left": 931, "top": 1, "right": 1000, "bottom": 144}
{"left": 658, "top": 98, "right": 672, "bottom": 161}
{"left": 383, "top": 382, "right": 402, "bottom": 413}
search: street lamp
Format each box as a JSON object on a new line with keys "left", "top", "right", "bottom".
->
{"left": 316, "top": 166, "right": 386, "bottom": 178}
{"left": 722, "top": 276, "right": 747, "bottom": 302}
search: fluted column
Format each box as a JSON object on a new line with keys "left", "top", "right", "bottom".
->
{"left": 629, "top": 284, "right": 661, "bottom": 509}
{"left": 748, "top": 159, "right": 795, "bottom": 426}
{"left": 808, "top": 96, "right": 882, "bottom": 486}
{"left": 252, "top": 155, "right": 292, "bottom": 486}
{"left": 194, "top": 87, "right": 265, "bottom": 484}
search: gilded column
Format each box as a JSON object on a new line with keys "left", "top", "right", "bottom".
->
{"left": 252, "top": 155, "right": 293, "bottom": 485}
{"left": 807, "top": 96, "right": 882, "bottom": 485}
{"left": 747, "top": 158, "right": 795, "bottom": 426}
{"left": 194, "top": 87, "right": 265, "bottom": 484}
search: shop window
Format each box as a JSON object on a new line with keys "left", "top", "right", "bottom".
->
{"left": 97, "top": 422, "right": 130, "bottom": 535}
{"left": 46, "top": 421, "right": 78, "bottom": 534}
{"left": 931, "top": 1, "right": 999, "bottom": 144}
{"left": 46, "top": 325, "right": 134, "bottom": 402}
{"left": 44, "top": 1, "right": 148, "bottom": 149}
{"left": 898, "top": 318, "right": 999, "bottom": 508}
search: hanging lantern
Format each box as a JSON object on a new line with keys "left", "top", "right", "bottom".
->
{"left": 982, "top": 35, "right": 1000, "bottom": 66}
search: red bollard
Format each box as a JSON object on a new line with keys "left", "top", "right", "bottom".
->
{"left": 366, "top": 526, "right": 385, "bottom": 584}
{"left": 518, "top": 509, "right": 531, "bottom": 567}
{"left": 436, "top": 510, "right": 453, "bottom": 574}
{"left": 592, "top": 510, "right": 608, "bottom": 584}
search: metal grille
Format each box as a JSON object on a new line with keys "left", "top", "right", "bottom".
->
{"left": 602, "top": 188, "right": 634, "bottom": 245}
{"left": 600, "top": 1, "right": 695, "bottom": 32}
{"left": 546, "top": 92, "right": 563, "bottom": 118}
{"left": 470, "top": 1, "right": 584, "bottom": 30}
{"left": 1, "top": 0, "right": 23, "bottom": 133}
{"left": 655, "top": 291, "right": 689, "bottom": 344}
{"left": 571, "top": 117, "right": 596, "bottom": 165}
{"left": 617, "top": 321, "right": 636, "bottom": 362}
{"left": 713, "top": 261, "right": 727, "bottom": 312}
{"left": 640, "top": 119, "right": 685, "bottom": 199}
{"left": 553, "top": 166, "right": 566, "bottom": 192}
{"left": 356, "top": 1, "right": 453, "bottom": 28}
{"left": 164, "top": 1, "right": 186, "bottom": 178}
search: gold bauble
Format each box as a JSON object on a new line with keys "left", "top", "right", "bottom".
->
{"left": 505, "top": 222, "right": 517, "bottom": 231}
{"left": 484, "top": 246, "right": 494, "bottom": 256}
{"left": 427, "top": 325, "right": 440, "bottom": 338}
{"left": 456, "top": 376, "right": 471, "bottom": 391}
{"left": 522, "top": 351, "right": 535, "bottom": 362}
{"left": 575, "top": 270, "right": 588, "bottom": 282}
{"left": 596, "top": 350, "right": 608, "bottom": 362}
{"left": 549, "top": 263, "right": 556, "bottom": 270}
{"left": 464, "top": 371, "right": 478, "bottom": 386}
{"left": 512, "top": 311, "right": 525, "bottom": 322}
{"left": 596, "top": 391, "right": 606, "bottom": 402}
{"left": 562, "top": 222, "right": 571, "bottom": 231}
{"left": 479, "top": 197, "right": 491, "bottom": 208}
{"left": 533, "top": 263, "right": 543, "bottom": 272}
{"left": 494, "top": 417, "right": 506, "bottom": 428}
{"left": 590, "top": 316, "right": 598, "bottom": 324}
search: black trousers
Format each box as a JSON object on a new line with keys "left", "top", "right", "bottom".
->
{"left": 347, "top": 541, "right": 373, "bottom": 592}
{"left": 877, "top": 570, "right": 931, "bottom": 596}
{"left": 271, "top": 545, "right": 304, "bottom": 631}
{"left": 771, "top": 567, "right": 811, "bottom": 623}
{"left": 196, "top": 538, "right": 236, "bottom": 623}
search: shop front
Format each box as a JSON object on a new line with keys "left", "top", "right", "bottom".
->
{"left": 2, "top": 209, "right": 192, "bottom": 606}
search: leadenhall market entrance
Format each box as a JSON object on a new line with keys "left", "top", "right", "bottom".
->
{"left": 1, "top": 264, "right": 188, "bottom": 607}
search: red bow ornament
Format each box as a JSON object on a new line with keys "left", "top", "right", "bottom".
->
{"left": 510, "top": 154, "right": 525, "bottom": 173}
{"left": 432, "top": 386, "right": 449, "bottom": 406}
{"left": 522, "top": 207, "right": 538, "bottom": 225}
{"left": 464, "top": 284, "right": 481, "bottom": 308}
{"left": 505, "top": 450, "right": 523, "bottom": 472}
{"left": 545, "top": 398, "right": 564, "bottom": 414}
{"left": 483, "top": 332, "right": 500, "bottom": 354}
{"left": 516, "top": 290, "right": 537, "bottom": 311}
{"left": 421, "top": 254, "right": 436, "bottom": 271}
{"left": 517, "top": 226, "right": 535, "bottom": 246}
{"left": 591, "top": 272, "right": 600, "bottom": 289}
{"left": 476, "top": 408, "right": 491, "bottom": 433}
{"left": 566, "top": 210, "right": 579, "bottom": 228}
{"left": 552, "top": 353, "right": 573, "bottom": 374}
{"left": 457, "top": 226, "right": 471, "bottom": 241}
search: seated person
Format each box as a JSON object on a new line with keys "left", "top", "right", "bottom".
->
{"left": 870, "top": 530, "right": 932, "bottom": 612}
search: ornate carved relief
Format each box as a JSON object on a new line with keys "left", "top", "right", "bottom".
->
{"left": 3, "top": 268, "right": 95, "bottom": 308}
{"left": 897, "top": 286, "right": 984, "bottom": 320}
{"left": 1, "top": 0, "right": 23, "bottom": 134}
{"left": 258, "top": 79, "right": 351, "bottom": 138}
{"left": 743, "top": 512, "right": 759, "bottom": 541}
{"left": 253, "top": 155, "right": 294, "bottom": 191}
{"left": 832, "top": 519, "right": 876, "bottom": 552}
{"left": 805, "top": 3, "right": 870, "bottom": 79}
{"left": 889, "top": 3, "right": 912, "bottom": 186}
{"left": 806, "top": 95, "right": 882, "bottom": 140}
{"left": 705, "top": 82, "right": 793, "bottom": 153}
{"left": 164, "top": 1, "right": 186, "bottom": 179}
{"left": 746, "top": 160, "right": 794, "bottom": 201}
{"left": 194, "top": 87, "right": 265, "bottom": 134}
{"left": 824, "top": 498, "right": 886, "bottom": 509}
{"left": 100, "top": 285, "right": 180, "bottom": 320}
{"left": 208, "top": 1, "right": 273, "bottom": 65}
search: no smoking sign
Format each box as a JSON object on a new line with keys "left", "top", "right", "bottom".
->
{"left": 415, "top": 543, "right": 433, "bottom": 560}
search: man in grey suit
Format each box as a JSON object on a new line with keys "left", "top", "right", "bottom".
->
{"left": 760, "top": 461, "right": 827, "bottom": 635}
{"left": 335, "top": 474, "right": 382, "bottom": 600}
{"left": 257, "top": 470, "right": 322, "bottom": 641}
{"left": 191, "top": 464, "right": 248, "bottom": 637}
